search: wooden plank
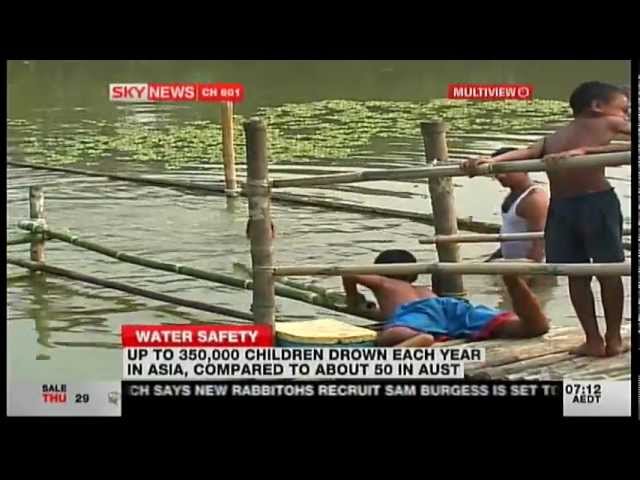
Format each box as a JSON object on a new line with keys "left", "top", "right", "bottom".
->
{"left": 505, "top": 351, "right": 631, "bottom": 381}
{"left": 463, "top": 327, "right": 585, "bottom": 373}
{"left": 467, "top": 325, "right": 631, "bottom": 380}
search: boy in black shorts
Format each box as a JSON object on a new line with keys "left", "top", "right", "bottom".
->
{"left": 463, "top": 81, "right": 630, "bottom": 357}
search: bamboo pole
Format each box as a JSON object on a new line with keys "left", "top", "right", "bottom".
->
{"left": 5, "top": 160, "right": 508, "bottom": 234}
{"left": 422, "top": 232, "right": 543, "bottom": 244}
{"left": 6, "top": 256, "right": 253, "bottom": 322}
{"left": 272, "top": 261, "right": 631, "bottom": 277}
{"left": 233, "top": 261, "right": 350, "bottom": 305}
{"left": 9, "top": 161, "right": 631, "bottom": 238}
{"left": 422, "top": 121, "right": 464, "bottom": 297}
{"left": 420, "top": 229, "right": 632, "bottom": 244}
{"left": 8, "top": 160, "right": 227, "bottom": 192}
{"left": 220, "top": 102, "right": 238, "bottom": 197}
{"left": 6, "top": 234, "right": 38, "bottom": 246}
{"left": 244, "top": 118, "right": 275, "bottom": 327}
{"left": 29, "top": 186, "right": 46, "bottom": 266}
{"left": 15, "top": 221, "right": 378, "bottom": 320}
{"left": 270, "top": 151, "right": 631, "bottom": 188}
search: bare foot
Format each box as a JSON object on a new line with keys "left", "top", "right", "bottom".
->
{"left": 605, "top": 335, "right": 629, "bottom": 357}
{"left": 570, "top": 341, "right": 606, "bottom": 357}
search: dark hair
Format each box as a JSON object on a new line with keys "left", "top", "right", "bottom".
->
{"left": 569, "top": 81, "right": 625, "bottom": 116}
{"left": 491, "top": 147, "right": 517, "bottom": 157}
{"left": 374, "top": 249, "right": 418, "bottom": 283}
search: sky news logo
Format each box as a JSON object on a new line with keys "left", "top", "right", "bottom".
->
{"left": 109, "top": 83, "right": 244, "bottom": 103}
{"left": 448, "top": 84, "right": 533, "bottom": 100}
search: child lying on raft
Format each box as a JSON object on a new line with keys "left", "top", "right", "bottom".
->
{"left": 341, "top": 249, "right": 549, "bottom": 347}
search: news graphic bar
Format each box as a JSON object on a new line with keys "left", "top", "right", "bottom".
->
{"left": 7, "top": 382, "right": 121, "bottom": 417}
{"left": 562, "top": 380, "right": 631, "bottom": 417}
{"left": 121, "top": 380, "right": 564, "bottom": 419}
{"left": 108, "top": 83, "right": 245, "bottom": 103}
{"left": 448, "top": 84, "right": 534, "bottom": 100}
{"left": 121, "top": 325, "right": 484, "bottom": 381}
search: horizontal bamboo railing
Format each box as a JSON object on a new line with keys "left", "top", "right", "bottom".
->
{"left": 272, "top": 261, "right": 631, "bottom": 277}
{"left": 7, "top": 256, "right": 254, "bottom": 322}
{"left": 271, "top": 151, "right": 631, "bottom": 188}
{"left": 8, "top": 160, "right": 514, "bottom": 234}
{"left": 16, "top": 220, "right": 380, "bottom": 321}
{"left": 420, "top": 229, "right": 632, "bottom": 245}
{"left": 6, "top": 234, "right": 38, "bottom": 246}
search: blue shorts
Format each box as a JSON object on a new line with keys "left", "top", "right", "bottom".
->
{"left": 383, "top": 297, "right": 516, "bottom": 341}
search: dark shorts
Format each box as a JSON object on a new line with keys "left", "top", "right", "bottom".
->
{"left": 545, "top": 189, "right": 624, "bottom": 264}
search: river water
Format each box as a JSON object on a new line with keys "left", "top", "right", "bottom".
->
{"left": 6, "top": 60, "right": 632, "bottom": 382}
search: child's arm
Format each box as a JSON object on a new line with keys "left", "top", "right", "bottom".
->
{"left": 462, "top": 140, "right": 545, "bottom": 176}
{"left": 342, "top": 275, "right": 384, "bottom": 309}
{"left": 543, "top": 142, "right": 630, "bottom": 163}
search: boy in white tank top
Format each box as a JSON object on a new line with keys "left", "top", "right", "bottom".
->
{"left": 486, "top": 148, "right": 549, "bottom": 263}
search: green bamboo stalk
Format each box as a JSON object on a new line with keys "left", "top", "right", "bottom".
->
{"left": 234, "top": 261, "right": 347, "bottom": 304}
{"left": 16, "top": 221, "right": 378, "bottom": 321}
{"left": 7, "top": 256, "right": 254, "bottom": 322}
{"left": 4, "top": 160, "right": 513, "bottom": 234}
{"left": 6, "top": 234, "right": 38, "bottom": 246}
{"left": 11, "top": 160, "right": 627, "bottom": 238}
{"left": 7, "top": 160, "right": 227, "bottom": 193}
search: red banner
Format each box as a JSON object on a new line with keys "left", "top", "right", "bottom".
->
{"left": 122, "top": 325, "right": 273, "bottom": 347}
{"left": 448, "top": 84, "right": 534, "bottom": 100}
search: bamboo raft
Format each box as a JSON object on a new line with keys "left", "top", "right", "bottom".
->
{"left": 457, "top": 324, "right": 632, "bottom": 381}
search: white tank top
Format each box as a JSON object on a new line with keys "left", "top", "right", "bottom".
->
{"left": 500, "top": 186, "right": 543, "bottom": 259}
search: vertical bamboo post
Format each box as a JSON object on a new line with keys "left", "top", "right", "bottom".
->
{"left": 221, "top": 102, "right": 238, "bottom": 197}
{"left": 29, "top": 186, "right": 46, "bottom": 266}
{"left": 243, "top": 118, "right": 275, "bottom": 328}
{"left": 420, "top": 121, "right": 465, "bottom": 297}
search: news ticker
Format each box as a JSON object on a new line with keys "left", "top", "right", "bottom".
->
{"left": 5, "top": 380, "right": 631, "bottom": 417}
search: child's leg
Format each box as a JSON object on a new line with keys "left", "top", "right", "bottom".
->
{"left": 492, "top": 275, "right": 549, "bottom": 338}
{"left": 567, "top": 276, "right": 604, "bottom": 356}
{"left": 377, "top": 327, "right": 434, "bottom": 347}
{"left": 546, "top": 198, "right": 605, "bottom": 356}
{"left": 584, "top": 190, "right": 626, "bottom": 356}
{"left": 597, "top": 276, "right": 626, "bottom": 356}
{"left": 396, "top": 334, "right": 435, "bottom": 347}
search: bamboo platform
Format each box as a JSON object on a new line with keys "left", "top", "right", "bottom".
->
{"left": 443, "top": 324, "right": 632, "bottom": 381}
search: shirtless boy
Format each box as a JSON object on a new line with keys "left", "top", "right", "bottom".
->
{"left": 342, "top": 249, "right": 549, "bottom": 347}
{"left": 463, "top": 81, "right": 630, "bottom": 357}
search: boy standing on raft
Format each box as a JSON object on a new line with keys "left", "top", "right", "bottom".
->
{"left": 342, "top": 249, "right": 549, "bottom": 347}
{"left": 463, "top": 81, "right": 630, "bottom": 357}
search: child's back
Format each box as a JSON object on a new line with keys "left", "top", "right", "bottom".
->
{"left": 543, "top": 114, "right": 626, "bottom": 198}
